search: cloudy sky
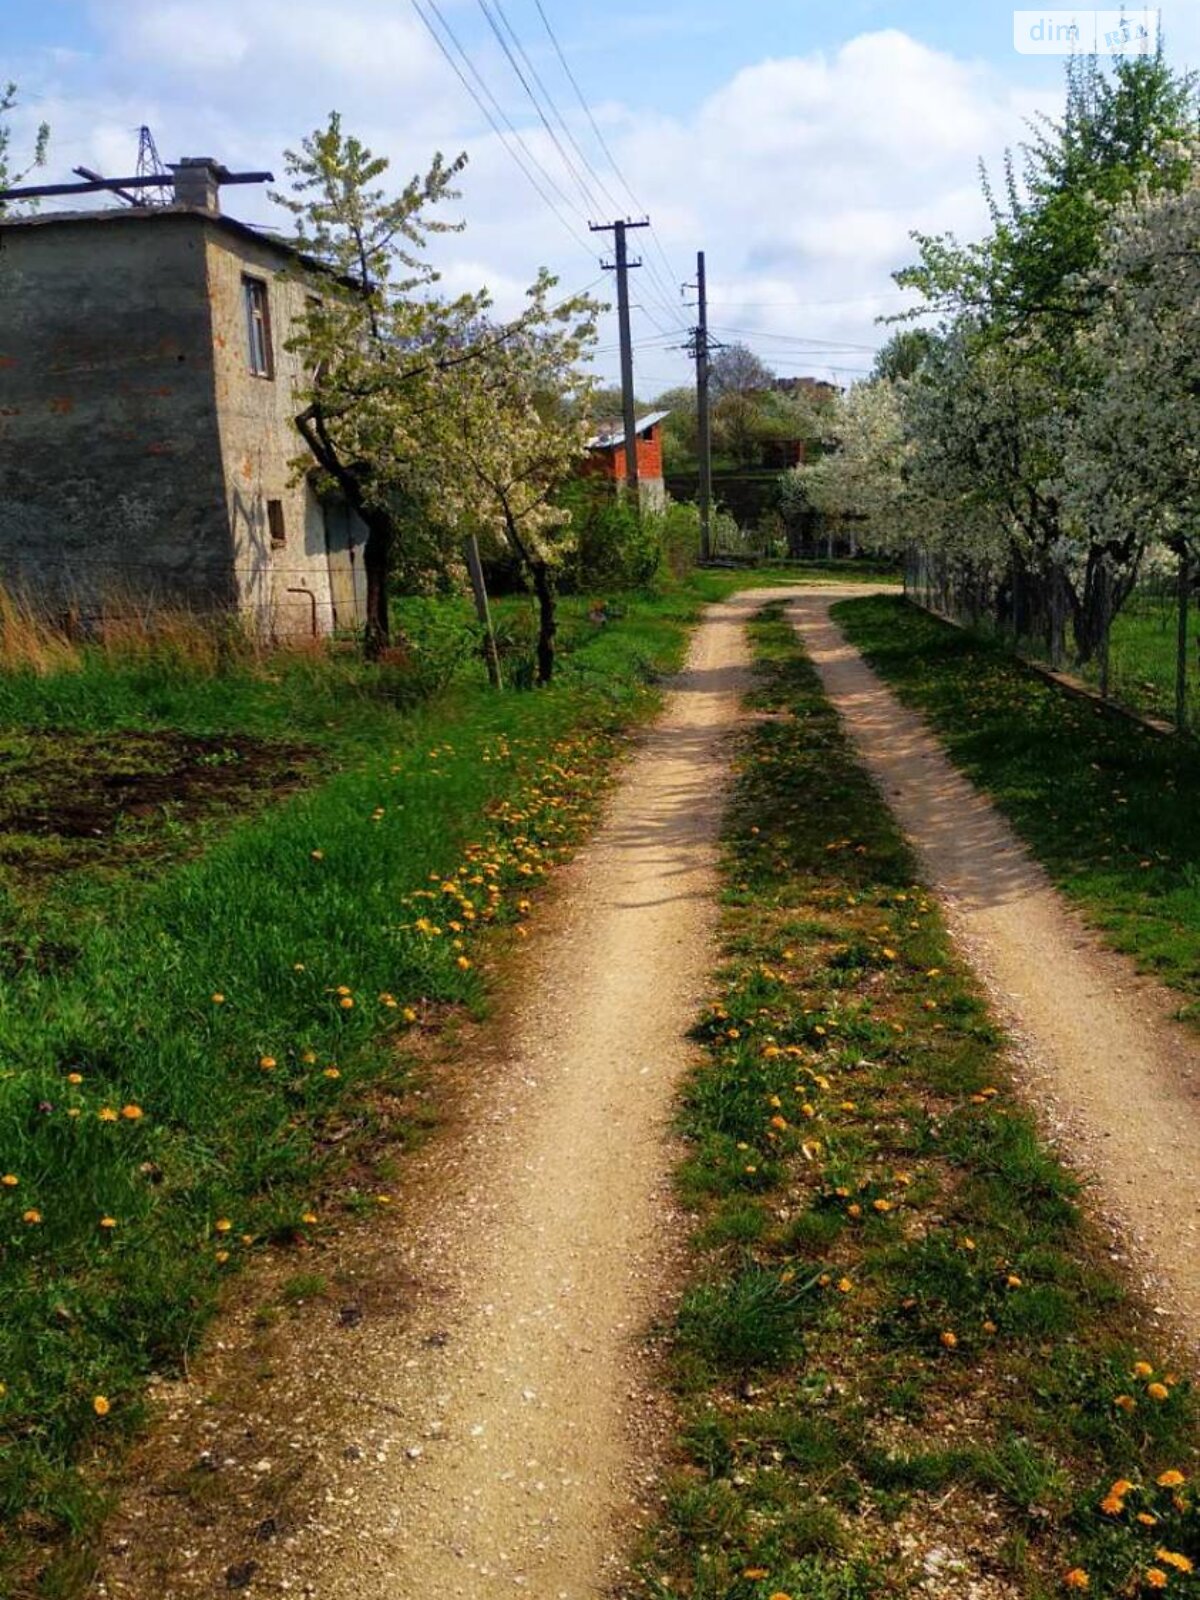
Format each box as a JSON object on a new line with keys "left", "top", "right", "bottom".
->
{"left": 7, "top": 1, "right": 1200, "bottom": 395}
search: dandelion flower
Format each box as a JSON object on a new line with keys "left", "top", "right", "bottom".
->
{"left": 1, "top": 1174, "right": 17, "bottom": 1188}
{"left": 1063, "top": 1570, "right": 1089, "bottom": 1591}
{"left": 873, "top": 1198, "right": 892, "bottom": 1213}
{"left": 310, "top": 850, "right": 324, "bottom": 861}
{"left": 93, "top": 1395, "right": 111, "bottom": 1416}
{"left": 22, "top": 1209, "right": 42, "bottom": 1224}
{"left": 940, "top": 1330, "right": 958, "bottom": 1349}
{"left": 982, "top": 1320, "right": 998, "bottom": 1335}
{"left": 1147, "top": 1382, "right": 1169, "bottom": 1402}
{"left": 214, "top": 1218, "right": 233, "bottom": 1234}
{"left": 121, "top": 1104, "right": 143, "bottom": 1120}
{"left": 259, "top": 1056, "right": 277, "bottom": 1071}
{"left": 98, "top": 1107, "right": 118, "bottom": 1122}
{"left": 211, "top": 993, "right": 225, "bottom": 1004}
{"left": 323, "top": 1067, "right": 341, "bottom": 1080}
{"left": 67, "top": 1072, "right": 83, "bottom": 1085}
{"left": 1144, "top": 1569, "right": 1168, "bottom": 1589}
{"left": 836, "top": 1277, "right": 853, "bottom": 1294}
{"left": 1099, "top": 1494, "right": 1125, "bottom": 1516}
{"left": 1156, "top": 1551, "right": 1193, "bottom": 1575}
{"left": 215, "top": 1249, "right": 230, "bottom": 1264}
{"left": 1156, "top": 1470, "right": 1185, "bottom": 1488}
{"left": 1006, "top": 1274, "right": 1023, "bottom": 1289}
{"left": 1114, "top": 1394, "right": 1137, "bottom": 1413}
{"left": 1133, "top": 1361, "right": 1155, "bottom": 1378}
{"left": 339, "top": 997, "right": 354, "bottom": 1009}
{"left": 301, "top": 1212, "right": 317, "bottom": 1226}
{"left": 99, "top": 1216, "right": 117, "bottom": 1230}
{"left": 402, "top": 1008, "right": 417, "bottom": 1024}
{"left": 301, "top": 1049, "right": 317, "bottom": 1065}
{"left": 456, "top": 956, "right": 472, "bottom": 971}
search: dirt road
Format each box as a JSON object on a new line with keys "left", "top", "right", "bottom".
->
{"left": 99, "top": 586, "right": 1200, "bottom": 1600}
{"left": 786, "top": 590, "right": 1200, "bottom": 1353}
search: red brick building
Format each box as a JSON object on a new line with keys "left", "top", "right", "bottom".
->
{"left": 583, "top": 410, "right": 668, "bottom": 510}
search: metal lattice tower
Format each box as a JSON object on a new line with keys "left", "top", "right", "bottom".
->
{"left": 134, "top": 126, "right": 173, "bottom": 206}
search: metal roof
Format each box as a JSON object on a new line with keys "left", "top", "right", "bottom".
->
{"left": 587, "top": 409, "right": 670, "bottom": 451}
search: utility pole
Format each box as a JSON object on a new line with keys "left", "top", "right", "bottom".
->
{"left": 591, "top": 218, "right": 649, "bottom": 497}
{"left": 686, "top": 251, "right": 717, "bottom": 562}
{"left": 694, "top": 251, "right": 713, "bottom": 563}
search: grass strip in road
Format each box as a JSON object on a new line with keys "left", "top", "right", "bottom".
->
{"left": 832, "top": 595, "right": 1200, "bottom": 1024}
{"left": 0, "top": 590, "right": 699, "bottom": 1596}
{"left": 635, "top": 605, "right": 1199, "bottom": 1600}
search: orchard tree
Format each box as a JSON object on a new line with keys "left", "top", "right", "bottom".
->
{"left": 787, "top": 378, "right": 909, "bottom": 552}
{"left": 274, "top": 114, "right": 483, "bottom": 655}
{"left": 433, "top": 272, "right": 600, "bottom": 684}
{"left": 0, "top": 83, "right": 49, "bottom": 213}
{"left": 893, "top": 48, "right": 1198, "bottom": 660}
{"left": 1064, "top": 157, "right": 1200, "bottom": 592}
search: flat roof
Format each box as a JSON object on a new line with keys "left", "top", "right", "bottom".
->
{"left": 0, "top": 203, "right": 335, "bottom": 277}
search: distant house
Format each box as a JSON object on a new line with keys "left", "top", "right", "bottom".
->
{"left": 0, "top": 158, "right": 367, "bottom": 636}
{"left": 583, "top": 410, "right": 669, "bottom": 511}
{"left": 760, "top": 377, "right": 841, "bottom": 470}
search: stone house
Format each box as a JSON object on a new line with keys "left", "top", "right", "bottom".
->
{"left": 0, "top": 159, "right": 367, "bottom": 636}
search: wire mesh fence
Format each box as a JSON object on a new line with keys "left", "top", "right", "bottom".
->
{"left": 905, "top": 545, "right": 1198, "bottom": 736}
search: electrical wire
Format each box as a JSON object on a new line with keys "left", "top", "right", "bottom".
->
{"left": 411, "top": 0, "right": 593, "bottom": 257}
{"left": 532, "top": 0, "right": 685, "bottom": 316}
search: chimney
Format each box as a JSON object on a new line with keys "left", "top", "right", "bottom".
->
{"left": 169, "top": 157, "right": 223, "bottom": 213}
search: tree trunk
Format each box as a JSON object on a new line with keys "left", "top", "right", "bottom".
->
{"left": 531, "top": 559, "right": 556, "bottom": 685}
{"left": 362, "top": 507, "right": 393, "bottom": 660}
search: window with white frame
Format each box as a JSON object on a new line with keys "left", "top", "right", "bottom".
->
{"left": 243, "top": 276, "right": 273, "bottom": 378}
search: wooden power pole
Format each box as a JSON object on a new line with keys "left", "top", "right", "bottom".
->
{"left": 591, "top": 218, "right": 649, "bottom": 496}
{"left": 693, "top": 250, "right": 714, "bottom": 563}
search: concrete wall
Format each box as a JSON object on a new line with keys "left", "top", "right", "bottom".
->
{"left": 0, "top": 212, "right": 234, "bottom": 615}
{"left": 204, "top": 228, "right": 340, "bottom": 636}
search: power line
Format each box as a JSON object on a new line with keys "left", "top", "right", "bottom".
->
{"left": 532, "top": 0, "right": 685, "bottom": 317}
{"left": 710, "top": 323, "right": 879, "bottom": 352}
{"left": 411, "top": 0, "right": 593, "bottom": 257}
{"left": 486, "top": 0, "right": 625, "bottom": 220}
{"left": 475, "top": 0, "right": 599, "bottom": 218}
{"left": 487, "top": 0, "right": 686, "bottom": 331}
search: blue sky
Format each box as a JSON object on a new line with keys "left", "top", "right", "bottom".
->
{"left": 7, "top": 2, "right": 1200, "bottom": 394}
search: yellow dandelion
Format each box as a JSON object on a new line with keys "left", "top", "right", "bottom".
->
{"left": 323, "top": 1067, "right": 341, "bottom": 1080}
{"left": 211, "top": 993, "right": 225, "bottom": 1004}
{"left": 1, "top": 1173, "right": 17, "bottom": 1188}
{"left": 456, "top": 956, "right": 472, "bottom": 971}
{"left": 1063, "top": 1570, "right": 1089, "bottom": 1591}
{"left": 215, "top": 1249, "right": 230, "bottom": 1264}
{"left": 66, "top": 1072, "right": 83, "bottom": 1085}
{"left": 22, "top": 1208, "right": 42, "bottom": 1225}
{"left": 310, "top": 849, "right": 324, "bottom": 861}
{"left": 339, "top": 996, "right": 354, "bottom": 1009}
{"left": 98, "top": 1107, "right": 118, "bottom": 1122}
{"left": 1156, "top": 1470, "right": 1185, "bottom": 1488}
{"left": 214, "top": 1217, "right": 233, "bottom": 1234}
{"left": 1133, "top": 1361, "right": 1155, "bottom": 1378}
{"left": 1156, "top": 1551, "right": 1193, "bottom": 1575}
{"left": 301, "top": 1212, "right": 317, "bottom": 1226}
{"left": 940, "top": 1330, "right": 958, "bottom": 1349}
{"left": 1114, "top": 1394, "right": 1137, "bottom": 1413}
{"left": 1145, "top": 1569, "right": 1168, "bottom": 1590}
{"left": 121, "top": 1104, "right": 143, "bottom": 1120}
{"left": 836, "top": 1277, "right": 853, "bottom": 1294}
{"left": 93, "top": 1395, "right": 111, "bottom": 1416}
{"left": 259, "top": 1056, "right": 277, "bottom": 1071}
{"left": 99, "top": 1216, "right": 117, "bottom": 1230}
{"left": 1147, "top": 1382, "right": 1169, "bottom": 1402}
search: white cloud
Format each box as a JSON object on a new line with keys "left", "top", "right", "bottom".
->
{"left": 13, "top": 14, "right": 1057, "bottom": 390}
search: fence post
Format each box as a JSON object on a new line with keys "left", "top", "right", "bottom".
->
{"left": 1177, "top": 546, "right": 1191, "bottom": 733}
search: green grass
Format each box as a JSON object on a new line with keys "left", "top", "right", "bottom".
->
{"left": 632, "top": 605, "right": 1200, "bottom": 1600}
{"left": 1102, "top": 590, "right": 1198, "bottom": 730}
{"left": 0, "top": 584, "right": 703, "bottom": 1595}
{"left": 832, "top": 595, "right": 1200, "bottom": 1023}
